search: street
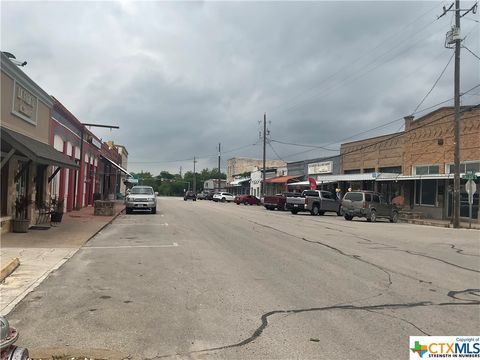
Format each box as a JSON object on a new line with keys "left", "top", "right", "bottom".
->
{"left": 9, "top": 197, "right": 480, "bottom": 359}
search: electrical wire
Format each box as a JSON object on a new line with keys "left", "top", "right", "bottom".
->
{"left": 268, "top": 3, "right": 442, "bottom": 118}
{"left": 412, "top": 52, "right": 455, "bottom": 115}
{"left": 267, "top": 141, "right": 284, "bottom": 161}
{"left": 462, "top": 45, "right": 480, "bottom": 61}
{"left": 269, "top": 139, "right": 338, "bottom": 152}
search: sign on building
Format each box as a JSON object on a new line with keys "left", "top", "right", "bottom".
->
{"left": 12, "top": 82, "right": 38, "bottom": 124}
{"left": 308, "top": 161, "right": 333, "bottom": 175}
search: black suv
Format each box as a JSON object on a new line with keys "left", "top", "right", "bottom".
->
{"left": 341, "top": 191, "right": 399, "bottom": 223}
{"left": 184, "top": 191, "right": 197, "bottom": 201}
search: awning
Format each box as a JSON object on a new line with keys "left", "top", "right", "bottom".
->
{"left": 287, "top": 172, "right": 401, "bottom": 186}
{"left": 265, "top": 175, "right": 301, "bottom": 184}
{"left": 1, "top": 126, "right": 78, "bottom": 169}
{"left": 229, "top": 177, "right": 250, "bottom": 186}
{"left": 101, "top": 156, "right": 131, "bottom": 176}
{"left": 378, "top": 173, "right": 480, "bottom": 181}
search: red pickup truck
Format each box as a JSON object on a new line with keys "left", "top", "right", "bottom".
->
{"left": 263, "top": 192, "right": 301, "bottom": 211}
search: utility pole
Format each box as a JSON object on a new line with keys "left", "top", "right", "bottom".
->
{"left": 439, "top": 0, "right": 476, "bottom": 227}
{"left": 179, "top": 166, "right": 182, "bottom": 178}
{"left": 218, "top": 143, "right": 221, "bottom": 192}
{"left": 453, "top": 0, "right": 462, "bottom": 228}
{"left": 262, "top": 113, "right": 267, "bottom": 196}
{"left": 193, "top": 156, "right": 197, "bottom": 194}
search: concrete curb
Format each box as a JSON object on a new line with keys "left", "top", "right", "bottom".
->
{"left": 84, "top": 206, "right": 125, "bottom": 245}
{"left": 0, "top": 257, "right": 20, "bottom": 283}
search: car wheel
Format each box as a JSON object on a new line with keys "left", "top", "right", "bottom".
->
{"left": 311, "top": 205, "right": 320, "bottom": 216}
{"left": 390, "top": 211, "right": 399, "bottom": 223}
{"left": 126, "top": 208, "right": 132, "bottom": 214}
{"left": 344, "top": 214, "right": 353, "bottom": 221}
{"left": 221, "top": 197, "right": 226, "bottom": 202}
{"left": 291, "top": 210, "right": 298, "bottom": 215}
{"left": 151, "top": 207, "right": 156, "bottom": 214}
{"left": 368, "top": 210, "right": 377, "bottom": 223}
{"left": 319, "top": 211, "right": 325, "bottom": 216}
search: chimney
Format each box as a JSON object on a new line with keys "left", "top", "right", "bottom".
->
{"left": 404, "top": 115, "right": 414, "bottom": 131}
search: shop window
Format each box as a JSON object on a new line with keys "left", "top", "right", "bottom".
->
{"left": 414, "top": 165, "right": 439, "bottom": 175}
{"left": 415, "top": 179, "right": 437, "bottom": 206}
{"left": 363, "top": 168, "right": 375, "bottom": 173}
{"left": 447, "top": 161, "right": 480, "bottom": 174}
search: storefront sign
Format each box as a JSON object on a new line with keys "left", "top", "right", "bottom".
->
{"left": 308, "top": 161, "right": 333, "bottom": 175}
{"left": 13, "top": 82, "right": 38, "bottom": 124}
{"left": 91, "top": 138, "right": 102, "bottom": 149}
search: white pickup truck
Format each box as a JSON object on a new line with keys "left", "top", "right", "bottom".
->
{"left": 285, "top": 190, "right": 341, "bottom": 216}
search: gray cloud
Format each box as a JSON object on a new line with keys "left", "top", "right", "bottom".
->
{"left": 2, "top": 1, "right": 479, "bottom": 175}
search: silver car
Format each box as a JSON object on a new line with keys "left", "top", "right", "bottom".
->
{"left": 125, "top": 186, "right": 157, "bottom": 214}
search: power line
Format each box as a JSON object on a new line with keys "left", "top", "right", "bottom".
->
{"left": 269, "top": 139, "right": 337, "bottom": 152}
{"left": 268, "top": 3, "right": 442, "bottom": 118}
{"left": 269, "top": 86, "right": 477, "bottom": 157}
{"left": 462, "top": 45, "right": 480, "bottom": 60}
{"left": 274, "top": 101, "right": 480, "bottom": 161}
{"left": 267, "top": 141, "right": 284, "bottom": 161}
{"left": 412, "top": 52, "right": 455, "bottom": 114}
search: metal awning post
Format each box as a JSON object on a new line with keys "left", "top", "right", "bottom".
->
{"left": 48, "top": 167, "right": 62, "bottom": 183}
{"left": 0, "top": 149, "right": 15, "bottom": 170}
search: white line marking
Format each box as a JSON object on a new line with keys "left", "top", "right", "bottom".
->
{"left": 84, "top": 244, "right": 179, "bottom": 249}
{"left": 112, "top": 223, "right": 169, "bottom": 226}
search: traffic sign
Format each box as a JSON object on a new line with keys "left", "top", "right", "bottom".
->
{"left": 462, "top": 170, "right": 477, "bottom": 180}
{"left": 465, "top": 179, "right": 477, "bottom": 203}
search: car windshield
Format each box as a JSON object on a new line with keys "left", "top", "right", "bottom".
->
{"left": 131, "top": 187, "right": 153, "bottom": 195}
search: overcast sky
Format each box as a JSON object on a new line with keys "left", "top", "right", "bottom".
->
{"left": 2, "top": 1, "right": 479, "bottom": 174}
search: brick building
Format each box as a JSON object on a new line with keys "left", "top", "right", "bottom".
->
{"left": 226, "top": 158, "right": 286, "bottom": 184}
{"left": 338, "top": 106, "right": 479, "bottom": 221}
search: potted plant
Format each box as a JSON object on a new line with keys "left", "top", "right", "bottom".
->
{"left": 51, "top": 197, "right": 65, "bottom": 223}
{"left": 12, "top": 195, "right": 32, "bottom": 233}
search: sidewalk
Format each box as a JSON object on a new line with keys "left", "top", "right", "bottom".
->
{"left": 403, "top": 218, "right": 480, "bottom": 229}
{"left": 0, "top": 201, "right": 124, "bottom": 315}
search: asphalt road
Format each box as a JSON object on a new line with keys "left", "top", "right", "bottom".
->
{"left": 8, "top": 197, "right": 480, "bottom": 359}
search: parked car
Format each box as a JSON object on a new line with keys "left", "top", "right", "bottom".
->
{"left": 263, "top": 192, "right": 300, "bottom": 211}
{"left": 234, "top": 195, "right": 261, "bottom": 205}
{"left": 197, "top": 192, "right": 207, "bottom": 200}
{"left": 125, "top": 186, "right": 157, "bottom": 214}
{"left": 286, "top": 190, "right": 341, "bottom": 216}
{"left": 213, "top": 192, "right": 235, "bottom": 202}
{"left": 341, "top": 190, "right": 399, "bottom": 223}
{"left": 184, "top": 191, "right": 197, "bottom": 201}
{"left": 205, "top": 191, "right": 215, "bottom": 201}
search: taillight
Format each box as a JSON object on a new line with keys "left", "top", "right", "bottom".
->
{"left": 363, "top": 201, "right": 368, "bottom": 208}
{"left": 305, "top": 198, "right": 308, "bottom": 205}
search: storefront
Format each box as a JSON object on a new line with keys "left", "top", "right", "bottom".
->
{"left": 1, "top": 53, "right": 77, "bottom": 232}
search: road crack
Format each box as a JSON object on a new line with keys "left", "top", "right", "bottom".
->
{"left": 149, "top": 299, "right": 479, "bottom": 359}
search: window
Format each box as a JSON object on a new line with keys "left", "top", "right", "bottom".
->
{"left": 344, "top": 169, "right": 361, "bottom": 174}
{"left": 372, "top": 194, "right": 380, "bottom": 203}
{"left": 344, "top": 192, "right": 363, "bottom": 201}
{"left": 363, "top": 168, "right": 375, "bottom": 173}
{"left": 415, "top": 179, "right": 437, "bottom": 206}
{"left": 413, "top": 165, "right": 439, "bottom": 175}
{"left": 321, "top": 191, "right": 332, "bottom": 199}
{"left": 447, "top": 161, "right": 480, "bottom": 174}
{"left": 303, "top": 190, "right": 319, "bottom": 197}
{"left": 364, "top": 193, "right": 372, "bottom": 202}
